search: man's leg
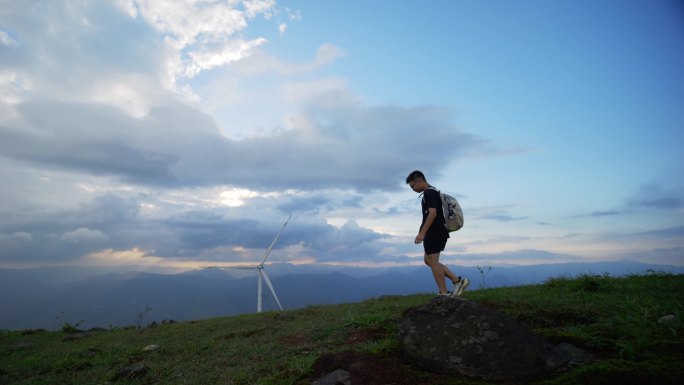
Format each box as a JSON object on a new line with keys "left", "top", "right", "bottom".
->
{"left": 439, "top": 263, "right": 458, "bottom": 282}
{"left": 424, "top": 253, "right": 448, "bottom": 293}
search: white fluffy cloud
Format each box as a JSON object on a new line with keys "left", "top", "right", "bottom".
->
{"left": 114, "top": 0, "right": 275, "bottom": 81}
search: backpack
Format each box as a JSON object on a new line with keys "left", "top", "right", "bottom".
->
{"left": 426, "top": 187, "right": 464, "bottom": 232}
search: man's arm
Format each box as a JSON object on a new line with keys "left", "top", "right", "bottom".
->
{"left": 415, "top": 208, "right": 437, "bottom": 244}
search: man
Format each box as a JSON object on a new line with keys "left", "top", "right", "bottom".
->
{"left": 406, "top": 170, "right": 469, "bottom": 296}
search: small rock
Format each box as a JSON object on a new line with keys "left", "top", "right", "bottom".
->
{"left": 312, "top": 369, "right": 351, "bottom": 385}
{"left": 143, "top": 344, "right": 160, "bottom": 351}
{"left": 112, "top": 363, "right": 148, "bottom": 381}
{"left": 658, "top": 314, "right": 676, "bottom": 323}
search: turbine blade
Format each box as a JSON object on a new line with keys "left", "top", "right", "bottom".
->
{"left": 259, "top": 215, "right": 292, "bottom": 266}
{"left": 261, "top": 269, "right": 283, "bottom": 311}
{"left": 257, "top": 270, "right": 263, "bottom": 313}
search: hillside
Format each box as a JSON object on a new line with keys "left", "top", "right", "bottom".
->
{"left": 1, "top": 272, "right": 683, "bottom": 385}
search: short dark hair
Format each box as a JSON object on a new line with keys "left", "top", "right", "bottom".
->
{"left": 406, "top": 170, "right": 425, "bottom": 184}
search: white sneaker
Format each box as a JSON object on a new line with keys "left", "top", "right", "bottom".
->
{"left": 455, "top": 278, "right": 470, "bottom": 296}
{"left": 450, "top": 277, "right": 462, "bottom": 297}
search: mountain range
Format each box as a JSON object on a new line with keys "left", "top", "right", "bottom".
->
{"left": 1, "top": 260, "right": 682, "bottom": 331}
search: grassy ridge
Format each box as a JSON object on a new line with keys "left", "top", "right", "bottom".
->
{"left": 1, "top": 272, "right": 682, "bottom": 384}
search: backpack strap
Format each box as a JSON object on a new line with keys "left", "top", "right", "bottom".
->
{"left": 421, "top": 186, "right": 439, "bottom": 203}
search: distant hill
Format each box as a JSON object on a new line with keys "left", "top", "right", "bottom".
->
{"left": 1, "top": 260, "right": 682, "bottom": 330}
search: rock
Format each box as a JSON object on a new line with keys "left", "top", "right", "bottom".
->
{"left": 397, "top": 296, "right": 591, "bottom": 381}
{"left": 312, "top": 369, "right": 351, "bottom": 385}
{"left": 112, "top": 363, "right": 148, "bottom": 381}
{"left": 658, "top": 314, "right": 676, "bottom": 323}
{"left": 554, "top": 342, "right": 595, "bottom": 367}
{"left": 142, "top": 344, "right": 160, "bottom": 351}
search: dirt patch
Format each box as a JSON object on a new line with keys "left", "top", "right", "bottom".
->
{"left": 344, "top": 326, "right": 385, "bottom": 345}
{"left": 279, "top": 332, "right": 312, "bottom": 348}
{"left": 309, "top": 350, "right": 446, "bottom": 385}
{"left": 217, "top": 328, "right": 265, "bottom": 340}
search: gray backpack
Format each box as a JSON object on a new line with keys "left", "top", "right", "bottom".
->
{"left": 427, "top": 187, "right": 464, "bottom": 232}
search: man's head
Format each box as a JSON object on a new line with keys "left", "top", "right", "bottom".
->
{"left": 406, "top": 170, "right": 428, "bottom": 193}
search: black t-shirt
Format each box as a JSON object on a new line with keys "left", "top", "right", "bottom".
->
{"left": 421, "top": 188, "right": 449, "bottom": 239}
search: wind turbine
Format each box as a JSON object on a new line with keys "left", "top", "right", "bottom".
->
{"left": 207, "top": 215, "right": 291, "bottom": 313}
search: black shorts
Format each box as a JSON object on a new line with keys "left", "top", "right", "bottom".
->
{"left": 424, "top": 237, "right": 448, "bottom": 255}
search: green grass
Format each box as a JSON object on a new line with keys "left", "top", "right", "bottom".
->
{"left": 1, "top": 273, "right": 682, "bottom": 384}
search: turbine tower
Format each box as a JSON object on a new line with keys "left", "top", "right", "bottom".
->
{"left": 207, "top": 215, "right": 291, "bottom": 313}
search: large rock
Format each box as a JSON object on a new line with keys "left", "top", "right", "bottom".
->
{"left": 397, "top": 296, "right": 591, "bottom": 381}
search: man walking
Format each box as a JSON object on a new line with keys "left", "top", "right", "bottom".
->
{"left": 406, "top": 170, "right": 469, "bottom": 296}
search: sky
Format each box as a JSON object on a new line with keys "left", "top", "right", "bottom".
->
{"left": 0, "top": 0, "right": 682, "bottom": 273}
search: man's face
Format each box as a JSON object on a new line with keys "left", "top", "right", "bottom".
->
{"left": 408, "top": 178, "right": 424, "bottom": 193}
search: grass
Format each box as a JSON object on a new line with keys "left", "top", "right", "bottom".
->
{"left": 1, "top": 272, "right": 682, "bottom": 384}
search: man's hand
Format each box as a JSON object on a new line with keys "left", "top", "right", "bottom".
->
{"left": 415, "top": 207, "right": 437, "bottom": 244}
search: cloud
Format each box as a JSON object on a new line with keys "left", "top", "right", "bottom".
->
{"left": 0, "top": 183, "right": 404, "bottom": 267}
{"left": 573, "top": 209, "right": 622, "bottom": 218}
{"left": 0, "top": 0, "right": 489, "bottom": 269}
{"left": 577, "top": 184, "right": 683, "bottom": 218}
{"left": 0, "top": 30, "right": 19, "bottom": 47}
{"left": 475, "top": 206, "right": 529, "bottom": 222}
{"left": 61, "top": 228, "right": 110, "bottom": 244}
{"left": 589, "top": 210, "right": 621, "bottom": 217}
{"left": 0, "top": 0, "right": 283, "bottom": 118}
{"left": 636, "top": 197, "right": 682, "bottom": 209}
{"left": 300, "top": 220, "right": 393, "bottom": 263}
{"left": 478, "top": 212, "right": 529, "bottom": 222}
{"left": 633, "top": 226, "right": 684, "bottom": 238}
{"left": 630, "top": 184, "right": 683, "bottom": 210}
{"left": 275, "top": 191, "right": 364, "bottom": 214}
{"left": 0, "top": 1, "right": 486, "bottom": 194}
{"left": 0, "top": 232, "right": 32, "bottom": 242}
{"left": 1, "top": 89, "right": 483, "bottom": 192}
{"left": 230, "top": 43, "right": 347, "bottom": 76}
{"left": 113, "top": 0, "right": 276, "bottom": 81}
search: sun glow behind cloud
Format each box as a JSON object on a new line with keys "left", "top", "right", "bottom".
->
{"left": 217, "top": 188, "right": 282, "bottom": 206}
